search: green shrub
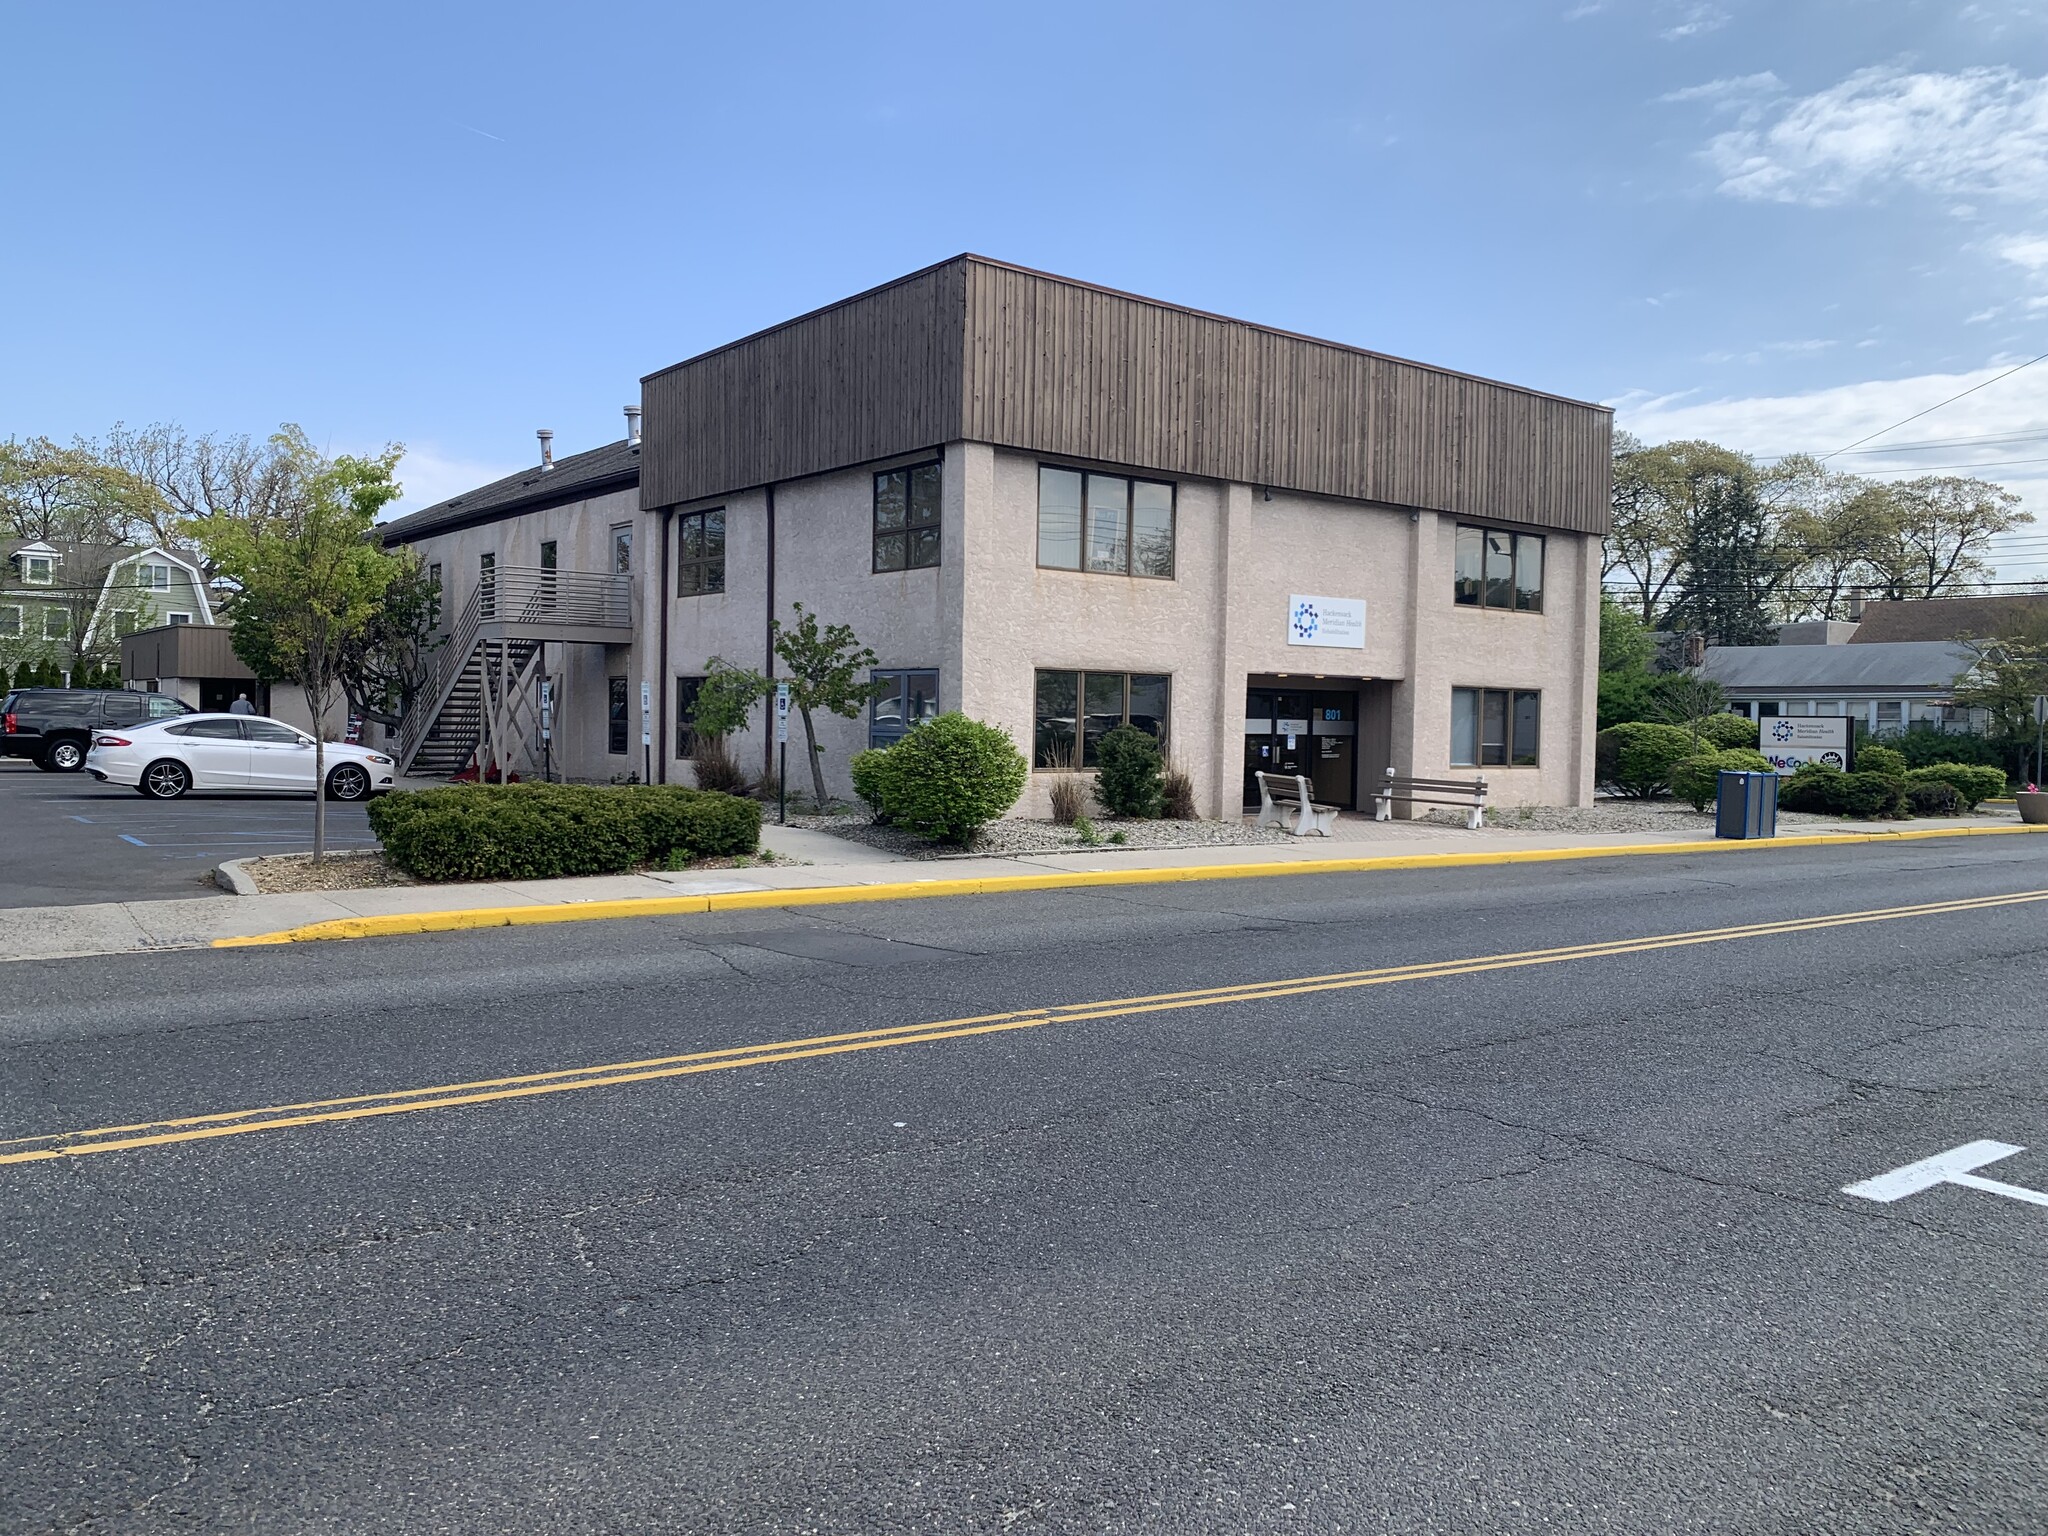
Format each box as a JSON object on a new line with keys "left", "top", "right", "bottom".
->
{"left": 1668, "top": 749, "right": 1774, "bottom": 812}
{"left": 1594, "top": 722, "right": 1698, "bottom": 799}
{"left": 1095, "top": 725, "right": 1164, "bottom": 818}
{"left": 1778, "top": 766, "right": 1906, "bottom": 819}
{"left": 1894, "top": 726, "right": 2006, "bottom": 770}
{"left": 849, "top": 748, "right": 897, "bottom": 823}
{"left": 1855, "top": 744, "right": 1907, "bottom": 777}
{"left": 865, "top": 713, "right": 1027, "bottom": 844}
{"left": 1905, "top": 780, "right": 1963, "bottom": 817}
{"left": 1777, "top": 763, "right": 1839, "bottom": 814}
{"left": 1693, "top": 714, "right": 1759, "bottom": 750}
{"left": 367, "top": 783, "right": 760, "bottom": 882}
{"left": 1906, "top": 762, "right": 2006, "bottom": 810}
{"left": 1161, "top": 763, "right": 1198, "bottom": 821}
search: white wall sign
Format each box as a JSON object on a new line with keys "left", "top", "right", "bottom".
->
{"left": 1758, "top": 714, "right": 1851, "bottom": 775}
{"left": 1286, "top": 594, "right": 1366, "bottom": 649}
{"left": 775, "top": 681, "right": 790, "bottom": 745}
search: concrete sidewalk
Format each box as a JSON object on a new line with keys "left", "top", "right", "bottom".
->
{"left": 2, "top": 810, "right": 2042, "bottom": 963}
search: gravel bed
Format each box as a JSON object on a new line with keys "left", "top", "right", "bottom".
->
{"left": 783, "top": 812, "right": 1296, "bottom": 860}
{"left": 239, "top": 851, "right": 418, "bottom": 893}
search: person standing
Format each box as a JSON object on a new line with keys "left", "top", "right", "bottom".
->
{"left": 228, "top": 693, "right": 256, "bottom": 715}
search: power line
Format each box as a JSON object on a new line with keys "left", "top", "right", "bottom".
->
{"left": 1756, "top": 427, "right": 2048, "bottom": 460}
{"left": 1820, "top": 350, "right": 2048, "bottom": 462}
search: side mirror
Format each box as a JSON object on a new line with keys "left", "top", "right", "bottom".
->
{"left": 296, "top": 738, "right": 314, "bottom": 748}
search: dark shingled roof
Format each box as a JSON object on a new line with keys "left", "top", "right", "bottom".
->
{"left": 1850, "top": 594, "right": 2048, "bottom": 644}
{"left": 378, "top": 438, "right": 641, "bottom": 546}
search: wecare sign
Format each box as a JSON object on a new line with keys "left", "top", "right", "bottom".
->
{"left": 1759, "top": 714, "right": 1852, "bottom": 775}
{"left": 1286, "top": 595, "right": 1366, "bottom": 649}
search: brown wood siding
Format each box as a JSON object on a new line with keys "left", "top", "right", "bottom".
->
{"left": 120, "top": 623, "right": 253, "bottom": 681}
{"left": 642, "top": 256, "right": 1611, "bottom": 535}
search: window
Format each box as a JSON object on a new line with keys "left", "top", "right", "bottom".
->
{"left": 1454, "top": 525, "right": 1544, "bottom": 613}
{"left": 43, "top": 607, "right": 70, "bottom": 640}
{"left": 23, "top": 555, "right": 52, "bottom": 585}
{"left": 113, "top": 610, "right": 139, "bottom": 638}
{"left": 677, "top": 509, "right": 725, "bottom": 596}
{"left": 427, "top": 563, "right": 442, "bottom": 627}
{"left": 1451, "top": 688, "right": 1541, "bottom": 767}
{"left": 870, "top": 669, "right": 939, "bottom": 747}
{"left": 479, "top": 552, "right": 496, "bottom": 617}
{"left": 675, "top": 675, "right": 703, "bottom": 758}
{"left": 169, "top": 719, "right": 244, "bottom": 740}
{"left": 608, "top": 677, "right": 629, "bottom": 754}
{"left": 146, "top": 695, "right": 185, "bottom": 719}
{"left": 0, "top": 606, "right": 18, "bottom": 638}
{"left": 244, "top": 719, "right": 304, "bottom": 744}
{"left": 137, "top": 561, "right": 171, "bottom": 591}
{"left": 612, "top": 526, "right": 633, "bottom": 574}
{"left": 1033, "top": 670, "right": 1170, "bottom": 768}
{"left": 1037, "top": 467, "right": 1174, "bottom": 578}
{"left": 168, "top": 612, "right": 192, "bottom": 626}
{"left": 874, "top": 462, "right": 940, "bottom": 572}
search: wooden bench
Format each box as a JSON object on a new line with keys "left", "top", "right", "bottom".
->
{"left": 1374, "top": 768, "right": 1489, "bottom": 830}
{"left": 1254, "top": 771, "right": 1339, "bottom": 837}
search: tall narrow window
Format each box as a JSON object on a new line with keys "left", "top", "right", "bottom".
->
{"left": 677, "top": 510, "right": 725, "bottom": 596}
{"left": 1454, "top": 525, "right": 1544, "bottom": 613}
{"left": 608, "top": 677, "right": 629, "bottom": 754}
{"left": 538, "top": 540, "right": 558, "bottom": 610}
{"left": 427, "top": 563, "right": 442, "bottom": 628}
{"left": 675, "top": 675, "right": 703, "bottom": 759}
{"left": 873, "top": 462, "right": 941, "bottom": 572}
{"left": 479, "top": 552, "right": 496, "bottom": 618}
{"left": 612, "top": 526, "right": 633, "bottom": 574}
{"left": 1037, "top": 467, "right": 1174, "bottom": 578}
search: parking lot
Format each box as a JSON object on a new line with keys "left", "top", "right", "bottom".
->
{"left": 0, "top": 760, "right": 380, "bottom": 909}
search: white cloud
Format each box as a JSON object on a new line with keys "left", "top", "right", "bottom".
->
{"left": 1659, "top": 71, "right": 1783, "bottom": 107}
{"left": 1699, "top": 65, "right": 2048, "bottom": 205}
{"left": 1994, "top": 232, "right": 2048, "bottom": 273}
{"left": 376, "top": 444, "right": 523, "bottom": 519}
{"left": 1661, "top": 3, "right": 1731, "bottom": 40}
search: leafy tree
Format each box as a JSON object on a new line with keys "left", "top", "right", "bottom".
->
{"left": 0, "top": 437, "right": 158, "bottom": 545}
{"left": 1649, "top": 673, "right": 1729, "bottom": 750}
{"left": 186, "top": 428, "right": 405, "bottom": 861}
{"left": 769, "top": 602, "right": 890, "bottom": 808}
{"left": 1864, "top": 476, "right": 2031, "bottom": 601}
{"left": 1606, "top": 438, "right": 1754, "bottom": 624}
{"left": 692, "top": 657, "right": 771, "bottom": 742}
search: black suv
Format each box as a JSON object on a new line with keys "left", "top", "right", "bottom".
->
{"left": 0, "top": 689, "right": 192, "bottom": 772}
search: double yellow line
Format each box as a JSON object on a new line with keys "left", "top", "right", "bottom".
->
{"left": 8, "top": 886, "right": 2045, "bottom": 1170}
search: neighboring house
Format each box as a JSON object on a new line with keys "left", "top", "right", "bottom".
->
{"left": 384, "top": 255, "right": 1613, "bottom": 816}
{"left": 1702, "top": 628, "right": 1984, "bottom": 735}
{"left": 1848, "top": 593, "right": 2048, "bottom": 645}
{"left": 1, "top": 538, "right": 213, "bottom": 676}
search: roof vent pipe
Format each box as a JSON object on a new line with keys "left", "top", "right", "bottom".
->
{"left": 537, "top": 428, "right": 554, "bottom": 471}
{"left": 624, "top": 405, "right": 642, "bottom": 447}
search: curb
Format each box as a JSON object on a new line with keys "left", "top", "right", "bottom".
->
{"left": 209, "top": 822, "right": 2048, "bottom": 948}
{"left": 213, "top": 858, "right": 262, "bottom": 897}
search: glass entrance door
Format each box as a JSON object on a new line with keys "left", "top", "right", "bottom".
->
{"left": 1244, "top": 687, "right": 1357, "bottom": 809}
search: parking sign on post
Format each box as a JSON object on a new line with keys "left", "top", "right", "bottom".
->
{"left": 776, "top": 682, "right": 791, "bottom": 824}
{"left": 640, "top": 680, "right": 652, "bottom": 783}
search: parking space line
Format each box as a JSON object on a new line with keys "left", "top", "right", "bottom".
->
{"left": 67, "top": 816, "right": 94, "bottom": 824}
{"left": 118, "top": 834, "right": 148, "bottom": 847}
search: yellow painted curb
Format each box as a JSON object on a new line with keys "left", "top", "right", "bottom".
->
{"left": 208, "top": 822, "right": 2048, "bottom": 949}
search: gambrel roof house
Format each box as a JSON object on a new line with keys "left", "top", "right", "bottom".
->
{"left": 1, "top": 539, "right": 214, "bottom": 650}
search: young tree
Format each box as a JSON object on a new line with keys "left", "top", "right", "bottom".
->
{"left": 769, "top": 602, "right": 890, "bottom": 808}
{"left": 186, "top": 427, "right": 405, "bottom": 861}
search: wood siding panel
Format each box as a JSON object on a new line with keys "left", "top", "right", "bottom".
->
{"left": 642, "top": 256, "right": 1610, "bottom": 534}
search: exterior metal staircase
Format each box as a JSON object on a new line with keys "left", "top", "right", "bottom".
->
{"left": 395, "top": 567, "right": 631, "bottom": 778}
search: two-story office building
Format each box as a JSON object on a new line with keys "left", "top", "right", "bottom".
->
{"left": 387, "top": 257, "right": 1612, "bottom": 817}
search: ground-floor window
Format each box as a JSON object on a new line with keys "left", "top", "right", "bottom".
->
{"left": 1033, "top": 670, "right": 1170, "bottom": 768}
{"left": 1451, "top": 687, "right": 1539, "bottom": 767}
{"left": 608, "top": 677, "right": 628, "bottom": 754}
{"left": 675, "top": 675, "right": 703, "bottom": 758}
{"left": 870, "top": 669, "right": 939, "bottom": 746}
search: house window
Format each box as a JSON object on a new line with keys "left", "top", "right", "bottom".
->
{"left": 1036, "top": 467, "right": 1174, "bottom": 578}
{"left": 677, "top": 509, "right": 725, "bottom": 596}
{"left": 113, "top": 611, "right": 139, "bottom": 638}
{"left": 168, "top": 612, "right": 193, "bottom": 626}
{"left": 1454, "top": 526, "right": 1544, "bottom": 613}
{"left": 1033, "top": 670, "right": 1170, "bottom": 768}
{"left": 1451, "top": 688, "right": 1541, "bottom": 767}
{"left": 0, "top": 606, "right": 19, "bottom": 638}
{"left": 23, "top": 555, "right": 52, "bottom": 585}
{"left": 675, "top": 676, "right": 703, "bottom": 759}
{"left": 874, "top": 462, "right": 941, "bottom": 573}
{"left": 43, "top": 607, "right": 71, "bottom": 641}
{"left": 608, "top": 677, "right": 629, "bottom": 754}
{"left": 870, "top": 669, "right": 939, "bottom": 747}
{"left": 137, "top": 561, "right": 171, "bottom": 591}
{"left": 612, "top": 526, "right": 633, "bottom": 574}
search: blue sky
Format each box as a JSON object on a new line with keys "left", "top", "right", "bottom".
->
{"left": 5, "top": 1, "right": 2047, "bottom": 571}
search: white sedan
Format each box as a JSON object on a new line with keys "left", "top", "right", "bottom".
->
{"left": 85, "top": 714, "right": 398, "bottom": 800}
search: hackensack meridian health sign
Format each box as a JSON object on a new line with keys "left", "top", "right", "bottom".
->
{"left": 1286, "top": 595, "right": 1367, "bottom": 649}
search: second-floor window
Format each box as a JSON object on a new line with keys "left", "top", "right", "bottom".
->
{"left": 874, "top": 462, "right": 940, "bottom": 572}
{"left": 113, "top": 610, "right": 140, "bottom": 638}
{"left": 678, "top": 509, "right": 725, "bottom": 596}
{"left": 1037, "top": 467, "right": 1174, "bottom": 578}
{"left": 0, "top": 606, "right": 20, "bottom": 637}
{"left": 427, "top": 563, "right": 442, "bottom": 626}
{"left": 44, "top": 607, "right": 70, "bottom": 640}
{"left": 137, "top": 561, "right": 171, "bottom": 591}
{"left": 1454, "top": 525, "right": 1544, "bottom": 613}
{"left": 612, "top": 525, "right": 633, "bottom": 574}
{"left": 23, "top": 555, "right": 52, "bottom": 585}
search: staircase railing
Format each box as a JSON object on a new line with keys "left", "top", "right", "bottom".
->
{"left": 397, "top": 585, "right": 483, "bottom": 774}
{"left": 485, "top": 567, "right": 633, "bottom": 628}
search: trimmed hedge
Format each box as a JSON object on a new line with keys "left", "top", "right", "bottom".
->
{"left": 1778, "top": 766, "right": 1908, "bottom": 819}
{"left": 853, "top": 713, "right": 1027, "bottom": 845}
{"left": 1905, "top": 762, "right": 2006, "bottom": 810}
{"left": 1905, "top": 780, "right": 1963, "bottom": 817}
{"left": 366, "top": 783, "right": 760, "bottom": 882}
{"left": 1095, "top": 725, "right": 1164, "bottom": 819}
{"left": 1595, "top": 721, "right": 1698, "bottom": 799}
{"left": 1668, "top": 749, "right": 1774, "bottom": 812}
{"left": 1855, "top": 744, "right": 1907, "bottom": 778}
{"left": 1692, "top": 714, "right": 1760, "bottom": 750}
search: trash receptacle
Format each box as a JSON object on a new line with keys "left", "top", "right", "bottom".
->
{"left": 1715, "top": 770, "right": 1779, "bottom": 840}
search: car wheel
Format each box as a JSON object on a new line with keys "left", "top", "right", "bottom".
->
{"left": 326, "top": 764, "right": 371, "bottom": 801}
{"left": 141, "top": 759, "right": 191, "bottom": 800}
{"left": 44, "top": 739, "right": 86, "bottom": 772}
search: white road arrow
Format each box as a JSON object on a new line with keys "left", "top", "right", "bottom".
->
{"left": 1842, "top": 1140, "right": 2048, "bottom": 1209}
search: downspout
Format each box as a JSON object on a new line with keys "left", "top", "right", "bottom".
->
{"left": 656, "top": 507, "right": 671, "bottom": 784}
{"left": 763, "top": 481, "right": 777, "bottom": 780}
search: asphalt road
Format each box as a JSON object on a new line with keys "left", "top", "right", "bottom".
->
{"left": 4, "top": 838, "right": 2047, "bottom": 1533}
{"left": 0, "top": 759, "right": 377, "bottom": 908}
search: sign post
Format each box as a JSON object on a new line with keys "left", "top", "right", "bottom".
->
{"left": 640, "top": 680, "right": 652, "bottom": 786}
{"left": 539, "top": 679, "right": 553, "bottom": 784}
{"left": 1757, "top": 714, "right": 1854, "bottom": 775}
{"left": 775, "top": 681, "right": 791, "bottom": 825}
